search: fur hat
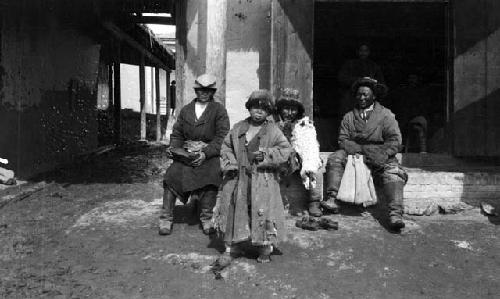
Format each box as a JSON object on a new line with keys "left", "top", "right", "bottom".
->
{"left": 245, "top": 89, "right": 274, "bottom": 113}
{"left": 351, "top": 77, "right": 388, "bottom": 99}
{"left": 194, "top": 74, "right": 217, "bottom": 89}
{"left": 276, "top": 88, "right": 305, "bottom": 119}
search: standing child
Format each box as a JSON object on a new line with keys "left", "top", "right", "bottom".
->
{"left": 213, "top": 90, "right": 292, "bottom": 265}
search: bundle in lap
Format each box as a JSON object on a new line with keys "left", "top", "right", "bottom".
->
{"left": 167, "top": 140, "right": 208, "bottom": 165}
{"left": 337, "top": 155, "right": 377, "bottom": 207}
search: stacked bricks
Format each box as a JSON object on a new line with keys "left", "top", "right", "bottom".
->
{"left": 403, "top": 170, "right": 500, "bottom": 215}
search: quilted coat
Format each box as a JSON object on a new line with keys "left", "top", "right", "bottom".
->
{"left": 163, "top": 100, "right": 230, "bottom": 197}
{"left": 214, "top": 119, "right": 292, "bottom": 246}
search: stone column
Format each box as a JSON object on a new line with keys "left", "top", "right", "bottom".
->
{"left": 206, "top": 0, "right": 227, "bottom": 104}
{"left": 176, "top": 0, "right": 227, "bottom": 106}
{"left": 113, "top": 41, "right": 122, "bottom": 145}
{"left": 155, "top": 68, "right": 161, "bottom": 141}
{"left": 139, "top": 55, "right": 146, "bottom": 140}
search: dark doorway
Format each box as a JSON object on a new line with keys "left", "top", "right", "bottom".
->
{"left": 314, "top": 1, "right": 448, "bottom": 153}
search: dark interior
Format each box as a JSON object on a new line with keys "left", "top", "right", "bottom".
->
{"left": 314, "top": 2, "right": 448, "bottom": 152}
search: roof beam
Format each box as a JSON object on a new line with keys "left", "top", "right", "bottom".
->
{"left": 131, "top": 16, "right": 175, "bottom": 25}
{"left": 102, "top": 21, "right": 170, "bottom": 69}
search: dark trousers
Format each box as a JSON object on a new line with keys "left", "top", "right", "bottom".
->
{"left": 162, "top": 183, "right": 218, "bottom": 223}
{"left": 325, "top": 149, "right": 408, "bottom": 215}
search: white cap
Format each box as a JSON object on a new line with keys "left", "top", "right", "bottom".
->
{"left": 194, "top": 74, "right": 217, "bottom": 89}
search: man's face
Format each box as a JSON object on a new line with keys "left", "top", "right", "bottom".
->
{"left": 280, "top": 105, "right": 299, "bottom": 122}
{"left": 358, "top": 45, "right": 370, "bottom": 60}
{"left": 249, "top": 107, "right": 268, "bottom": 124}
{"left": 356, "top": 86, "right": 375, "bottom": 109}
{"left": 195, "top": 88, "right": 215, "bottom": 103}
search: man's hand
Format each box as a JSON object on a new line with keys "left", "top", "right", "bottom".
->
{"left": 191, "top": 151, "right": 206, "bottom": 167}
{"left": 343, "top": 140, "right": 362, "bottom": 155}
{"left": 362, "top": 145, "right": 388, "bottom": 169}
{"left": 224, "top": 168, "right": 238, "bottom": 179}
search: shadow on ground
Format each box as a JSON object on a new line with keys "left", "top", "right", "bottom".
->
{"left": 31, "top": 141, "right": 170, "bottom": 185}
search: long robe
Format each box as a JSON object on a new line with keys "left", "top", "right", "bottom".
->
{"left": 214, "top": 119, "right": 292, "bottom": 246}
{"left": 163, "top": 100, "right": 230, "bottom": 197}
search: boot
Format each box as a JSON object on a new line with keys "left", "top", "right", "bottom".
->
{"left": 384, "top": 181, "right": 405, "bottom": 231}
{"left": 323, "top": 151, "right": 346, "bottom": 214}
{"left": 308, "top": 177, "right": 323, "bottom": 217}
{"left": 257, "top": 245, "right": 272, "bottom": 263}
{"left": 198, "top": 187, "right": 217, "bottom": 235}
{"left": 389, "top": 214, "right": 405, "bottom": 230}
{"left": 320, "top": 196, "right": 340, "bottom": 214}
{"left": 308, "top": 201, "right": 323, "bottom": 217}
{"left": 159, "top": 187, "right": 176, "bottom": 235}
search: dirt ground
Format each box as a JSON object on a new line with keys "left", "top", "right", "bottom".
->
{"left": 0, "top": 143, "right": 499, "bottom": 299}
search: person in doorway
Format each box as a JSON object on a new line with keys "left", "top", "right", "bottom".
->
{"left": 159, "top": 74, "right": 230, "bottom": 236}
{"left": 390, "top": 73, "right": 431, "bottom": 153}
{"left": 337, "top": 44, "right": 385, "bottom": 115}
{"left": 212, "top": 90, "right": 292, "bottom": 265}
{"left": 324, "top": 77, "right": 408, "bottom": 231}
{"left": 169, "top": 80, "right": 176, "bottom": 110}
{"left": 275, "top": 88, "right": 324, "bottom": 217}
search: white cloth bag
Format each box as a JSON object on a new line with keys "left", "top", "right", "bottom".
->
{"left": 337, "top": 155, "right": 377, "bottom": 207}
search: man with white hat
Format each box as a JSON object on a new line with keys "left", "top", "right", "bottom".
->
{"left": 160, "top": 74, "right": 230, "bottom": 236}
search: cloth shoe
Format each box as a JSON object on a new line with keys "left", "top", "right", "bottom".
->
{"left": 201, "top": 221, "right": 216, "bottom": 235}
{"left": 320, "top": 197, "right": 340, "bottom": 214}
{"left": 158, "top": 217, "right": 173, "bottom": 235}
{"left": 295, "top": 216, "right": 319, "bottom": 231}
{"left": 318, "top": 217, "right": 339, "bottom": 230}
{"left": 308, "top": 201, "right": 322, "bottom": 217}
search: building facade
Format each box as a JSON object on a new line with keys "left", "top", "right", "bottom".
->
{"left": 175, "top": 0, "right": 500, "bottom": 157}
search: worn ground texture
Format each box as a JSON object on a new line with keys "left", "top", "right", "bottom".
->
{"left": 0, "top": 143, "right": 499, "bottom": 299}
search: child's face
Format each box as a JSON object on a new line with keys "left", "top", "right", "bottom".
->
{"left": 249, "top": 107, "right": 268, "bottom": 124}
{"left": 280, "top": 105, "right": 299, "bottom": 122}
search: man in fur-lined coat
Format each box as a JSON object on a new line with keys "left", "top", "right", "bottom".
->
{"left": 324, "top": 77, "right": 408, "bottom": 231}
{"left": 276, "top": 88, "right": 324, "bottom": 217}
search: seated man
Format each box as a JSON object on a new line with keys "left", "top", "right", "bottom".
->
{"left": 276, "top": 88, "right": 324, "bottom": 217}
{"left": 324, "top": 77, "right": 408, "bottom": 230}
{"left": 160, "top": 74, "right": 230, "bottom": 236}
